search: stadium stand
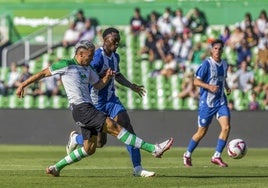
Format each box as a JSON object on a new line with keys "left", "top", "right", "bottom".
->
{"left": 1, "top": 3, "right": 268, "bottom": 111}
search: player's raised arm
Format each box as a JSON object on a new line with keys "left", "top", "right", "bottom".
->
{"left": 16, "top": 68, "right": 52, "bottom": 98}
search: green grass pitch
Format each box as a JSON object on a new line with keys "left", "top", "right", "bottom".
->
{"left": 0, "top": 145, "right": 268, "bottom": 188}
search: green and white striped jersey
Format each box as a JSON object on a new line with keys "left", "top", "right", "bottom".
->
{"left": 49, "top": 58, "right": 99, "bottom": 105}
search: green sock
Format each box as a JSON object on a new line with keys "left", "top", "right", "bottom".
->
{"left": 55, "top": 147, "right": 88, "bottom": 171}
{"left": 117, "top": 128, "right": 155, "bottom": 153}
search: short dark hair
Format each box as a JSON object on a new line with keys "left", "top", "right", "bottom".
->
{"left": 211, "top": 39, "right": 224, "bottom": 48}
{"left": 102, "top": 27, "right": 119, "bottom": 39}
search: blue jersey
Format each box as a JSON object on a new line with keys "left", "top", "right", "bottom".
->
{"left": 196, "top": 57, "right": 230, "bottom": 126}
{"left": 89, "top": 47, "right": 125, "bottom": 118}
{"left": 196, "top": 57, "right": 228, "bottom": 108}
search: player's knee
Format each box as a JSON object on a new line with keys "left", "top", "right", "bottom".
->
{"left": 83, "top": 146, "right": 96, "bottom": 155}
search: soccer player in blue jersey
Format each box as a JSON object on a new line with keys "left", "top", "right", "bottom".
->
{"left": 183, "top": 39, "right": 231, "bottom": 167}
{"left": 16, "top": 40, "right": 174, "bottom": 177}
{"left": 66, "top": 28, "right": 156, "bottom": 177}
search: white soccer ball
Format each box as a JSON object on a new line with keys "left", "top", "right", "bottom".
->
{"left": 227, "top": 138, "right": 247, "bottom": 159}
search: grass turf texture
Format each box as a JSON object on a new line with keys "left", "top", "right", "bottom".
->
{"left": 0, "top": 145, "right": 267, "bottom": 188}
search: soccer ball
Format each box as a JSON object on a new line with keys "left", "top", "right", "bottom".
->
{"left": 227, "top": 139, "right": 247, "bottom": 159}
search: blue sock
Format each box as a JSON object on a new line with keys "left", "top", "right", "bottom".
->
{"left": 187, "top": 138, "right": 199, "bottom": 153}
{"left": 216, "top": 139, "right": 227, "bottom": 153}
{"left": 76, "top": 134, "right": 84, "bottom": 145}
{"left": 126, "top": 145, "right": 141, "bottom": 168}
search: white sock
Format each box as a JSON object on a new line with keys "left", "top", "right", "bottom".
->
{"left": 185, "top": 151, "right": 191, "bottom": 157}
{"left": 213, "top": 151, "right": 221, "bottom": 158}
{"left": 134, "top": 165, "right": 143, "bottom": 173}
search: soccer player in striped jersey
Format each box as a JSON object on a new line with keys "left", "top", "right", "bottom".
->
{"left": 183, "top": 39, "right": 231, "bottom": 167}
{"left": 16, "top": 40, "right": 174, "bottom": 177}
{"left": 66, "top": 27, "right": 156, "bottom": 177}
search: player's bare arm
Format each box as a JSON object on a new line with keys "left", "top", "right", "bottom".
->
{"left": 93, "top": 68, "right": 115, "bottom": 90}
{"left": 16, "top": 68, "right": 51, "bottom": 98}
{"left": 194, "top": 77, "right": 219, "bottom": 93}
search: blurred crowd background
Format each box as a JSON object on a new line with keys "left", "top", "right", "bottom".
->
{"left": 0, "top": 0, "right": 268, "bottom": 111}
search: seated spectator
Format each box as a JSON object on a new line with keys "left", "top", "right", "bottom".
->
{"left": 74, "top": 9, "right": 86, "bottom": 33}
{"left": 226, "top": 26, "right": 244, "bottom": 49}
{"left": 177, "top": 70, "right": 199, "bottom": 99}
{"left": 186, "top": 7, "right": 208, "bottom": 34}
{"left": 157, "top": 12, "right": 173, "bottom": 38}
{"left": 145, "top": 11, "right": 160, "bottom": 29}
{"left": 78, "top": 19, "right": 95, "bottom": 42}
{"left": 235, "top": 60, "right": 255, "bottom": 93}
{"left": 150, "top": 52, "right": 178, "bottom": 78}
{"left": 139, "top": 30, "right": 158, "bottom": 63}
{"left": 239, "top": 12, "right": 254, "bottom": 31}
{"left": 226, "top": 64, "right": 238, "bottom": 90}
{"left": 256, "top": 29, "right": 268, "bottom": 69}
{"left": 155, "top": 33, "right": 172, "bottom": 62}
{"left": 244, "top": 26, "right": 258, "bottom": 48}
{"left": 254, "top": 9, "right": 268, "bottom": 37}
{"left": 171, "top": 28, "right": 192, "bottom": 65}
{"left": 17, "top": 64, "right": 33, "bottom": 95}
{"left": 235, "top": 39, "right": 252, "bottom": 67}
{"left": 5, "top": 62, "right": 21, "bottom": 95}
{"left": 62, "top": 22, "right": 81, "bottom": 48}
{"left": 187, "top": 42, "right": 207, "bottom": 71}
{"left": 171, "top": 8, "right": 188, "bottom": 35}
{"left": 219, "top": 26, "right": 231, "bottom": 45}
{"left": 248, "top": 92, "right": 260, "bottom": 111}
{"left": 130, "top": 7, "right": 146, "bottom": 36}
{"left": 94, "top": 26, "right": 103, "bottom": 48}
{"left": 262, "top": 83, "right": 268, "bottom": 109}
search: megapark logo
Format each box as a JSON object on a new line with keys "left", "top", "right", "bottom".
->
{"left": 14, "top": 16, "right": 69, "bottom": 28}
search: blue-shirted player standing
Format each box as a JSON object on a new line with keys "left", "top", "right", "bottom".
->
{"left": 183, "top": 39, "right": 231, "bottom": 167}
{"left": 66, "top": 28, "right": 156, "bottom": 177}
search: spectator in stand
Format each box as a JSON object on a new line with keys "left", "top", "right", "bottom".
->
{"left": 248, "top": 92, "right": 260, "bottom": 111}
{"left": 150, "top": 52, "right": 178, "bottom": 78}
{"left": 226, "top": 64, "right": 238, "bottom": 90}
{"left": 262, "top": 84, "right": 268, "bottom": 109}
{"left": 62, "top": 21, "right": 81, "bottom": 48}
{"left": 5, "top": 62, "right": 21, "bottom": 95}
{"left": 155, "top": 34, "right": 172, "bottom": 62}
{"left": 239, "top": 12, "right": 254, "bottom": 31}
{"left": 186, "top": 7, "right": 208, "bottom": 34}
{"left": 244, "top": 26, "right": 258, "bottom": 48}
{"left": 188, "top": 42, "right": 207, "bottom": 71}
{"left": 227, "top": 26, "right": 244, "bottom": 49}
{"left": 256, "top": 29, "right": 268, "bottom": 69}
{"left": 94, "top": 26, "right": 103, "bottom": 48}
{"left": 171, "top": 28, "right": 192, "bottom": 65}
{"left": 139, "top": 30, "right": 158, "bottom": 63}
{"left": 74, "top": 9, "right": 86, "bottom": 33}
{"left": 177, "top": 70, "right": 199, "bottom": 100}
{"left": 235, "top": 39, "right": 252, "bottom": 67}
{"left": 254, "top": 10, "right": 268, "bottom": 38}
{"left": 130, "top": 7, "right": 146, "bottom": 36}
{"left": 235, "top": 60, "right": 255, "bottom": 93}
{"left": 219, "top": 26, "right": 231, "bottom": 45}
{"left": 78, "top": 19, "right": 95, "bottom": 42}
{"left": 145, "top": 11, "right": 159, "bottom": 30}
{"left": 17, "top": 64, "right": 33, "bottom": 95}
{"left": 157, "top": 12, "right": 173, "bottom": 38}
{"left": 171, "top": 8, "right": 188, "bottom": 35}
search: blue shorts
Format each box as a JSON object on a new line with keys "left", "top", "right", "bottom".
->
{"left": 96, "top": 96, "right": 126, "bottom": 119}
{"left": 198, "top": 104, "right": 230, "bottom": 127}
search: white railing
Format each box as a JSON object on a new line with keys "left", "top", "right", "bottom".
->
{"left": 1, "top": 14, "right": 73, "bottom": 67}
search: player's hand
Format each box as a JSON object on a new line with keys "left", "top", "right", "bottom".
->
{"left": 16, "top": 85, "right": 25, "bottom": 98}
{"left": 131, "top": 84, "right": 146, "bottom": 97}
{"left": 226, "top": 88, "right": 231, "bottom": 95}
{"left": 209, "top": 85, "right": 219, "bottom": 93}
{"left": 104, "top": 68, "right": 116, "bottom": 79}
